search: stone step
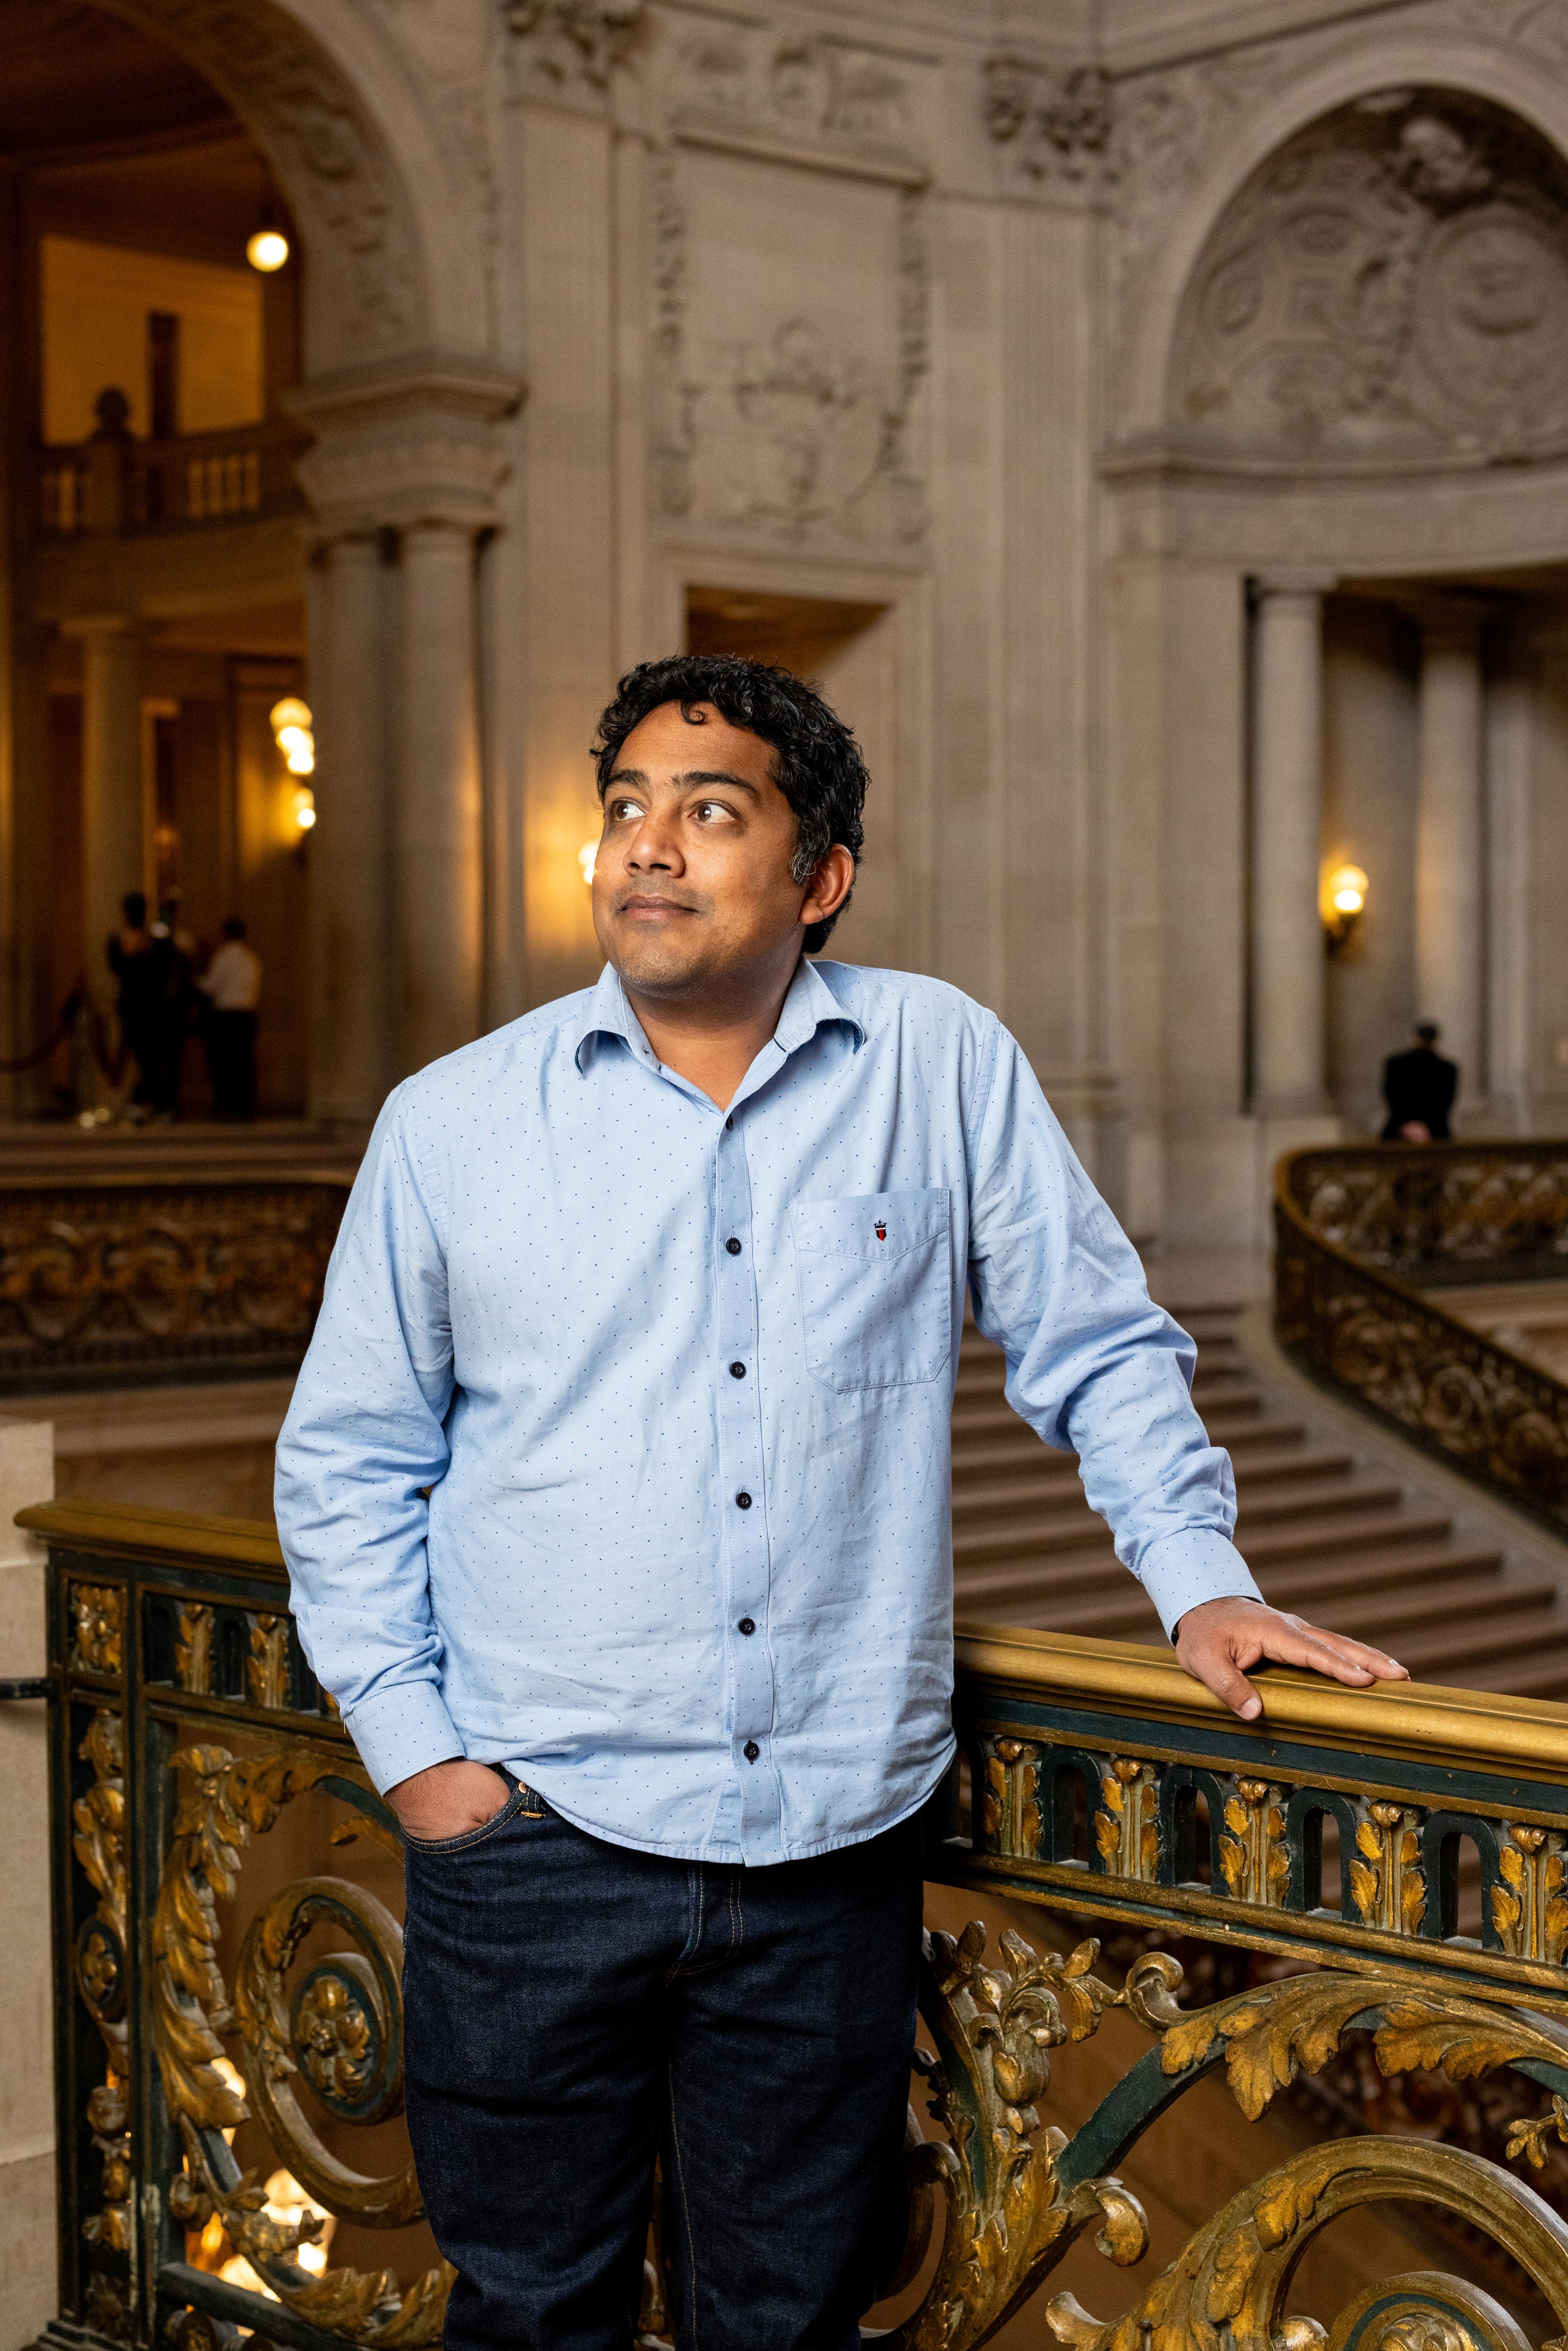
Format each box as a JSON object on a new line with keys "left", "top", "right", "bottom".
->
{"left": 1234, "top": 1476, "right": 1404, "bottom": 1530}
{"left": 1390, "top": 1606, "right": 1568, "bottom": 1683}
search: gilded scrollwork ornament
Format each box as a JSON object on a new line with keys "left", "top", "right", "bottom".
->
{"left": 71, "top": 1583, "right": 123, "bottom": 1676}
{"left": 153, "top": 1741, "right": 450, "bottom": 2343}
{"left": 175, "top": 1604, "right": 214, "bottom": 1697}
{"left": 1095, "top": 1758, "right": 1159, "bottom": 1883}
{"left": 74, "top": 1709, "right": 131, "bottom": 2251}
{"left": 246, "top": 1613, "right": 291, "bottom": 1710}
{"left": 889, "top": 1922, "right": 1145, "bottom": 2351}
{"left": 1046, "top": 2138, "right": 1568, "bottom": 2350}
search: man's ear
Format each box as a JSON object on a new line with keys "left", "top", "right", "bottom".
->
{"left": 800, "top": 844, "right": 855, "bottom": 928}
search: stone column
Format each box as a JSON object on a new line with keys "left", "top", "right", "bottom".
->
{"left": 397, "top": 521, "right": 483, "bottom": 1075}
{"left": 1252, "top": 576, "right": 1333, "bottom": 1115}
{"left": 1414, "top": 599, "right": 1488, "bottom": 1112}
{"left": 68, "top": 616, "right": 143, "bottom": 1003}
{"left": 290, "top": 356, "right": 520, "bottom": 1112}
{"left": 310, "top": 533, "right": 393, "bottom": 1122}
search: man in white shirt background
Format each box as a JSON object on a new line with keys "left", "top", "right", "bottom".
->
{"left": 197, "top": 916, "right": 262, "bottom": 1120}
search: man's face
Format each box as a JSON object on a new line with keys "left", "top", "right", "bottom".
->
{"left": 592, "top": 700, "right": 820, "bottom": 999}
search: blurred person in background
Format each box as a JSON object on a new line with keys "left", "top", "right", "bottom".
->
{"left": 199, "top": 917, "right": 262, "bottom": 1120}
{"left": 1382, "top": 1020, "right": 1458, "bottom": 1142}
{"left": 105, "top": 891, "right": 156, "bottom": 1112}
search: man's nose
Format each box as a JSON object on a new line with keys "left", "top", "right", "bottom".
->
{"left": 627, "top": 816, "right": 682, "bottom": 871}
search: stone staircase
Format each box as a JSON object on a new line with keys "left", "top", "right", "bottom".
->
{"left": 954, "top": 1302, "right": 1568, "bottom": 1698}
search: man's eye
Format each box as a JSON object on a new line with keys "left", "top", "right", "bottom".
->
{"left": 610, "top": 800, "right": 642, "bottom": 821}
{"left": 694, "top": 801, "right": 732, "bottom": 822}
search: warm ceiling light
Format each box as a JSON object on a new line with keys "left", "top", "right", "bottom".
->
{"left": 578, "top": 840, "right": 598, "bottom": 885}
{"left": 247, "top": 228, "right": 290, "bottom": 273}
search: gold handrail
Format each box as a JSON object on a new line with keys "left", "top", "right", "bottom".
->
{"left": 1275, "top": 1140, "right": 1568, "bottom": 1532}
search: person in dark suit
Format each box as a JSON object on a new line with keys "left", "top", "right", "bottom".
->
{"left": 1381, "top": 1021, "right": 1459, "bottom": 1141}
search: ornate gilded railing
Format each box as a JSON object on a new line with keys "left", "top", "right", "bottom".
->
{"left": 20, "top": 1498, "right": 1568, "bottom": 2351}
{"left": 1277, "top": 1141, "right": 1568, "bottom": 1536}
{"left": 0, "top": 1176, "right": 351, "bottom": 1395}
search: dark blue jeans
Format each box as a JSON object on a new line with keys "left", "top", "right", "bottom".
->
{"left": 401, "top": 1781, "right": 925, "bottom": 2351}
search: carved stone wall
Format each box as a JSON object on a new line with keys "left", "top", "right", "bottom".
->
{"left": 1169, "top": 89, "right": 1568, "bottom": 463}
{"left": 650, "top": 142, "right": 929, "bottom": 549}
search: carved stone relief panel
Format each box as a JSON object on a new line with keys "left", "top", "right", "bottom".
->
{"left": 660, "top": 18, "right": 931, "bottom": 179}
{"left": 1169, "top": 89, "right": 1568, "bottom": 465}
{"left": 653, "top": 147, "right": 928, "bottom": 548}
{"left": 502, "top": 0, "right": 644, "bottom": 96}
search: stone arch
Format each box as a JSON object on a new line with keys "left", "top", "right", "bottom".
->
{"left": 90, "top": 0, "right": 489, "bottom": 372}
{"left": 1168, "top": 87, "right": 1568, "bottom": 466}
{"left": 1120, "top": 33, "right": 1568, "bottom": 446}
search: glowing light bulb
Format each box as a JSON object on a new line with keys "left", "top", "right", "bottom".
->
{"left": 578, "top": 840, "right": 598, "bottom": 886}
{"left": 1332, "top": 884, "right": 1364, "bottom": 914}
{"left": 270, "top": 697, "right": 311, "bottom": 735}
{"left": 247, "top": 229, "right": 290, "bottom": 273}
{"left": 292, "top": 786, "right": 317, "bottom": 832}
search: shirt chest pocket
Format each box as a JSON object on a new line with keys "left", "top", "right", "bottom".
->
{"left": 792, "top": 1190, "right": 952, "bottom": 1393}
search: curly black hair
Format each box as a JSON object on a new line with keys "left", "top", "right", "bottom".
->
{"left": 590, "top": 654, "right": 868, "bottom": 954}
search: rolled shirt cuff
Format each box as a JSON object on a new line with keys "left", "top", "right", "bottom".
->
{"left": 342, "top": 1678, "right": 466, "bottom": 1794}
{"left": 1135, "top": 1529, "right": 1265, "bottom": 1642}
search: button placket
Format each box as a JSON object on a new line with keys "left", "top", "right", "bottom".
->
{"left": 714, "top": 1109, "right": 776, "bottom": 1855}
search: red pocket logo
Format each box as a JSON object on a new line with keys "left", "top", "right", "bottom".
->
{"left": 875, "top": 1222, "right": 887, "bottom": 1241}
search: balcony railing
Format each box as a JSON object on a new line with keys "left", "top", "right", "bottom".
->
{"left": 1277, "top": 1140, "right": 1568, "bottom": 1537}
{"left": 36, "top": 419, "right": 309, "bottom": 538}
{"left": 0, "top": 1176, "right": 350, "bottom": 1395}
{"left": 17, "top": 1499, "right": 1568, "bottom": 2351}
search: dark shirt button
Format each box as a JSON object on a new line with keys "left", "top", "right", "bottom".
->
{"left": 738, "top": 1616, "right": 755, "bottom": 1635}
{"left": 736, "top": 1491, "right": 752, "bottom": 1509}
{"left": 743, "top": 1739, "right": 760, "bottom": 1761}
{"left": 725, "top": 1115, "right": 734, "bottom": 1129}
{"left": 729, "top": 1361, "right": 746, "bottom": 1378}
{"left": 725, "top": 1236, "right": 742, "bottom": 1256}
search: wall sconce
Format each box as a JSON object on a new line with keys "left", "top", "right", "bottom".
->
{"left": 247, "top": 228, "right": 290, "bottom": 273}
{"left": 270, "top": 696, "right": 314, "bottom": 775}
{"left": 578, "top": 840, "right": 598, "bottom": 886}
{"left": 1321, "top": 861, "right": 1368, "bottom": 947}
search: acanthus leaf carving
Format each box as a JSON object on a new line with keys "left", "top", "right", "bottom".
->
{"left": 984, "top": 58, "right": 1113, "bottom": 200}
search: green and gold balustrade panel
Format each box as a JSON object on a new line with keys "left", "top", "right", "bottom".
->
{"left": 1276, "top": 1142, "right": 1568, "bottom": 1534}
{"left": 0, "top": 1174, "right": 352, "bottom": 1395}
{"left": 22, "top": 1501, "right": 1568, "bottom": 2351}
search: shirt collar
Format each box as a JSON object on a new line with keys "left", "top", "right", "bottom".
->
{"left": 573, "top": 958, "right": 863, "bottom": 1077}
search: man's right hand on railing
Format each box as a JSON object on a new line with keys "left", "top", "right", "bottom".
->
{"left": 1175, "top": 1595, "right": 1407, "bottom": 1721}
{"left": 384, "top": 1759, "right": 512, "bottom": 1842}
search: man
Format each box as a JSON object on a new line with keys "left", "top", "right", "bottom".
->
{"left": 199, "top": 917, "right": 263, "bottom": 1119}
{"left": 276, "top": 655, "right": 1402, "bottom": 2351}
{"left": 105, "top": 891, "right": 156, "bottom": 1110}
{"left": 1382, "top": 1019, "right": 1459, "bottom": 1142}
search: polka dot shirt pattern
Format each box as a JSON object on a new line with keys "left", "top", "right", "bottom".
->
{"left": 274, "top": 959, "right": 1261, "bottom": 1865}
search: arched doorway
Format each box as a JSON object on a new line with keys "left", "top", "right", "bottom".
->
{"left": 1102, "top": 80, "right": 1568, "bottom": 1243}
{"left": 2, "top": 0, "right": 516, "bottom": 1133}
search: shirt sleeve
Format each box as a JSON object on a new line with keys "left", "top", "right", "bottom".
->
{"left": 964, "top": 1022, "right": 1263, "bottom": 1638}
{"left": 274, "top": 1087, "right": 466, "bottom": 1791}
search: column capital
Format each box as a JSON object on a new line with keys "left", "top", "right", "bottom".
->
{"left": 1403, "top": 591, "right": 1494, "bottom": 651}
{"left": 289, "top": 352, "right": 525, "bottom": 539}
{"left": 59, "top": 612, "right": 143, "bottom": 642}
{"left": 1254, "top": 570, "right": 1338, "bottom": 602}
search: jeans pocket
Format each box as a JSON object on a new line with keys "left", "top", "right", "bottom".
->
{"left": 792, "top": 1190, "right": 952, "bottom": 1392}
{"left": 402, "top": 1782, "right": 540, "bottom": 1856}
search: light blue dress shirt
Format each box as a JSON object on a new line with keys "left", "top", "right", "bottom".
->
{"left": 275, "top": 959, "right": 1262, "bottom": 1865}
